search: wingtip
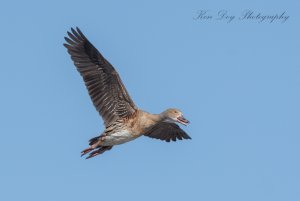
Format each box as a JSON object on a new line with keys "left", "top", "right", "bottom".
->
{"left": 63, "top": 43, "right": 70, "bottom": 49}
{"left": 67, "top": 31, "right": 73, "bottom": 38}
{"left": 67, "top": 26, "right": 80, "bottom": 33}
{"left": 76, "top": 27, "right": 85, "bottom": 39}
{"left": 71, "top": 27, "right": 76, "bottom": 34}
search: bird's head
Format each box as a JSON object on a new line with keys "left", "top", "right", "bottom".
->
{"left": 161, "top": 108, "right": 190, "bottom": 126}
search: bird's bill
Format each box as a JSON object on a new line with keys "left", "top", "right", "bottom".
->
{"left": 177, "top": 116, "right": 190, "bottom": 126}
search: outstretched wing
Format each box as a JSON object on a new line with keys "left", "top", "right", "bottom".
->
{"left": 144, "top": 122, "right": 191, "bottom": 142}
{"left": 64, "top": 27, "right": 137, "bottom": 126}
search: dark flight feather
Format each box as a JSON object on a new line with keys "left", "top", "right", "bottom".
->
{"left": 144, "top": 122, "right": 191, "bottom": 142}
{"left": 64, "top": 27, "right": 137, "bottom": 127}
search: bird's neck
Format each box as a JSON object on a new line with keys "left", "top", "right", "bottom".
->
{"left": 144, "top": 112, "right": 163, "bottom": 123}
{"left": 138, "top": 110, "right": 164, "bottom": 127}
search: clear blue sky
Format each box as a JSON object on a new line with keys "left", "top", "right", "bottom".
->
{"left": 0, "top": 0, "right": 299, "bottom": 201}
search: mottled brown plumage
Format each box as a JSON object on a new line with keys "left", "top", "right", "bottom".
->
{"left": 64, "top": 27, "right": 191, "bottom": 159}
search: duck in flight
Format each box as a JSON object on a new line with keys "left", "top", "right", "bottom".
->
{"left": 64, "top": 27, "right": 191, "bottom": 159}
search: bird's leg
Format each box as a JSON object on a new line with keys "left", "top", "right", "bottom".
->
{"left": 81, "top": 136, "right": 106, "bottom": 157}
{"left": 85, "top": 146, "right": 113, "bottom": 159}
{"left": 81, "top": 147, "right": 94, "bottom": 157}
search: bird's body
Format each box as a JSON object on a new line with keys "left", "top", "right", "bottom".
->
{"left": 64, "top": 27, "right": 191, "bottom": 159}
{"left": 90, "top": 110, "right": 153, "bottom": 145}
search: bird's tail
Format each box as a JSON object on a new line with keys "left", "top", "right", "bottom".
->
{"left": 89, "top": 136, "right": 100, "bottom": 146}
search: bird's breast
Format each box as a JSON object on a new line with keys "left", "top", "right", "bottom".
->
{"left": 120, "top": 110, "right": 161, "bottom": 137}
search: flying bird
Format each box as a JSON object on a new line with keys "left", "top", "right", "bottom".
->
{"left": 64, "top": 27, "right": 191, "bottom": 159}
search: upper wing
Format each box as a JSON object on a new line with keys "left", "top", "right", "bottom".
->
{"left": 144, "top": 122, "right": 191, "bottom": 142}
{"left": 64, "top": 27, "right": 137, "bottom": 126}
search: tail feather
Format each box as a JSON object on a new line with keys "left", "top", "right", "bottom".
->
{"left": 89, "top": 136, "right": 100, "bottom": 146}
